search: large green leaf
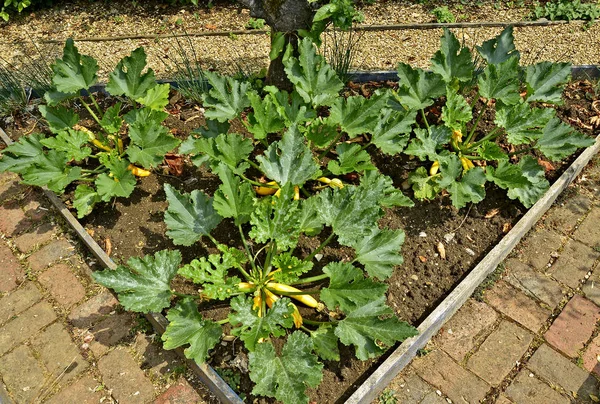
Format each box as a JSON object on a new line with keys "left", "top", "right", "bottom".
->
{"left": 395, "top": 63, "right": 445, "bottom": 110}
{"left": 447, "top": 166, "right": 487, "bottom": 209}
{"left": 182, "top": 132, "right": 252, "bottom": 174}
{"left": 39, "top": 105, "right": 79, "bottom": 133}
{"left": 95, "top": 154, "right": 136, "bottom": 201}
{"left": 99, "top": 103, "right": 123, "bottom": 134}
{"left": 507, "top": 156, "right": 549, "bottom": 208}
{"left": 328, "top": 91, "right": 389, "bottom": 137}
{"left": 408, "top": 167, "right": 440, "bottom": 200}
{"left": 430, "top": 29, "right": 474, "bottom": 84}
{"left": 265, "top": 87, "right": 315, "bottom": 126}
{"left": 306, "top": 118, "right": 339, "bottom": 149}
{"left": 478, "top": 56, "right": 521, "bottom": 105}
{"left": 125, "top": 107, "right": 180, "bottom": 168}
{"left": 321, "top": 262, "right": 387, "bottom": 314}
{"left": 495, "top": 102, "right": 555, "bottom": 145}
{"left": 297, "top": 195, "right": 324, "bottom": 237}
{"left": 270, "top": 253, "right": 313, "bottom": 284}
{"left": 212, "top": 164, "right": 254, "bottom": 226}
{"left": 335, "top": 296, "right": 418, "bottom": 360}
{"left": 328, "top": 143, "right": 375, "bottom": 175}
{"left": 229, "top": 296, "right": 294, "bottom": 352}
{"left": 536, "top": 117, "right": 594, "bottom": 161}
{"left": 525, "top": 61, "right": 571, "bottom": 104}
{"left": 163, "top": 183, "right": 222, "bottom": 246}
{"left": 162, "top": 299, "right": 222, "bottom": 364}
{"left": 404, "top": 127, "right": 444, "bottom": 162}
{"left": 283, "top": 38, "right": 344, "bottom": 107}
{"left": 106, "top": 47, "right": 157, "bottom": 100}
{"left": 362, "top": 170, "right": 414, "bottom": 208}
{"left": 40, "top": 129, "right": 92, "bottom": 162}
{"left": 441, "top": 86, "right": 472, "bottom": 131}
{"left": 50, "top": 38, "right": 98, "bottom": 93}
{"left": 486, "top": 160, "right": 529, "bottom": 190}
{"left": 73, "top": 184, "right": 101, "bottom": 218}
{"left": 352, "top": 228, "right": 405, "bottom": 280}
{"left": 246, "top": 91, "right": 285, "bottom": 139}
{"left": 371, "top": 107, "right": 418, "bottom": 155}
{"left": 310, "top": 325, "right": 340, "bottom": 361}
{"left": 257, "top": 125, "right": 320, "bottom": 187}
{"left": 476, "top": 26, "right": 520, "bottom": 65}
{"left": 476, "top": 141, "right": 508, "bottom": 161}
{"left": 21, "top": 150, "right": 82, "bottom": 193}
{"left": 178, "top": 246, "right": 244, "bottom": 300}
{"left": 0, "top": 133, "right": 45, "bottom": 174}
{"left": 249, "top": 331, "right": 323, "bottom": 404}
{"left": 136, "top": 83, "right": 170, "bottom": 111}
{"left": 92, "top": 249, "right": 181, "bottom": 312}
{"left": 202, "top": 71, "right": 252, "bottom": 122}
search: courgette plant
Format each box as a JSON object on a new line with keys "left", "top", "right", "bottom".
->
{"left": 0, "top": 39, "right": 180, "bottom": 217}
{"left": 399, "top": 27, "right": 594, "bottom": 208}
{"left": 93, "top": 126, "right": 418, "bottom": 404}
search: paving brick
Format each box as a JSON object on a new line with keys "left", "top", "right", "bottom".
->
{"left": 133, "top": 333, "right": 180, "bottom": 378}
{"left": 37, "top": 263, "right": 86, "bottom": 308}
{"left": 434, "top": 299, "right": 498, "bottom": 362}
{"left": 22, "top": 192, "right": 49, "bottom": 222}
{"left": 46, "top": 375, "right": 104, "bottom": 404}
{"left": 467, "top": 321, "right": 534, "bottom": 386}
{"left": 0, "top": 241, "right": 24, "bottom": 293}
{"left": 527, "top": 344, "right": 598, "bottom": 399}
{"left": 0, "top": 177, "right": 27, "bottom": 203}
{"left": 412, "top": 349, "right": 490, "bottom": 404}
{"left": 545, "top": 295, "right": 600, "bottom": 357}
{"left": 154, "top": 378, "right": 201, "bottom": 404}
{"left": 0, "top": 345, "right": 46, "bottom": 403}
{"left": 496, "top": 394, "right": 515, "bottom": 404}
{"left": 0, "top": 282, "right": 41, "bottom": 326}
{"left": 89, "top": 312, "right": 135, "bottom": 358}
{"left": 573, "top": 207, "right": 600, "bottom": 249}
{"left": 420, "top": 391, "right": 448, "bottom": 404}
{"left": 549, "top": 239, "right": 600, "bottom": 289}
{"left": 484, "top": 281, "right": 551, "bottom": 333}
{"left": 582, "top": 335, "right": 600, "bottom": 377}
{"left": 519, "top": 229, "right": 564, "bottom": 271}
{"left": 68, "top": 291, "right": 119, "bottom": 329}
{"left": 30, "top": 323, "right": 88, "bottom": 385}
{"left": 503, "top": 258, "right": 564, "bottom": 308}
{"left": 0, "top": 301, "right": 57, "bottom": 356}
{"left": 0, "top": 201, "right": 32, "bottom": 236}
{"left": 583, "top": 273, "right": 600, "bottom": 308}
{"left": 544, "top": 195, "right": 593, "bottom": 235}
{"left": 97, "top": 347, "right": 155, "bottom": 403}
{"left": 26, "top": 238, "right": 75, "bottom": 272}
{"left": 384, "top": 368, "right": 435, "bottom": 403}
{"left": 505, "top": 372, "right": 569, "bottom": 404}
{"left": 13, "top": 222, "right": 58, "bottom": 253}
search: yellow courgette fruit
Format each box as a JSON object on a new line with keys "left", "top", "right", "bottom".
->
{"left": 127, "top": 164, "right": 151, "bottom": 177}
{"left": 266, "top": 282, "right": 319, "bottom": 308}
{"left": 430, "top": 161, "right": 440, "bottom": 176}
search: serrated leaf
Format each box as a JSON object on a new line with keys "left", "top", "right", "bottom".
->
{"left": 51, "top": 38, "right": 98, "bottom": 93}
{"left": 162, "top": 299, "right": 222, "bottom": 363}
{"left": 229, "top": 295, "right": 294, "bottom": 352}
{"left": 271, "top": 253, "right": 313, "bottom": 284}
{"left": 476, "top": 141, "right": 508, "bottom": 161}
{"left": 99, "top": 103, "right": 123, "bottom": 134}
{"left": 371, "top": 107, "right": 418, "bottom": 155}
{"left": 202, "top": 71, "right": 251, "bottom": 122}
{"left": 478, "top": 56, "right": 521, "bottom": 105}
{"left": 257, "top": 125, "right": 319, "bottom": 187}
{"left": 125, "top": 107, "right": 180, "bottom": 168}
{"left": 361, "top": 170, "right": 414, "bottom": 208}
{"left": 186, "top": 120, "right": 230, "bottom": 141}
{"left": 182, "top": 132, "right": 252, "bottom": 173}
{"left": 39, "top": 105, "right": 79, "bottom": 133}
{"left": 40, "top": 129, "right": 92, "bottom": 162}
{"left": 311, "top": 325, "right": 340, "bottom": 361}
{"left": 441, "top": 86, "right": 472, "bottom": 131}
{"left": 352, "top": 228, "right": 405, "bottom": 280}
{"left": 92, "top": 249, "right": 181, "bottom": 312}
{"left": 495, "top": 103, "right": 555, "bottom": 145}
{"left": 536, "top": 117, "right": 594, "bottom": 161}
{"left": 21, "top": 150, "right": 82, "bottom": 193}
{"left": 486, "top": 160, "right": 529, "bottom": 189}
{"left": 306, "top": 118, "right": 339, "bottom": 149}
{"left": 73, "top": 184, "right": 101, "bottom": 218}
{"left": 321, "top": 262, "right": 387, "bottom": 313}
{"left": 328, "top": 91, "right": 389, "bottom": 137}
{"left": 404, "top": 127, "right": 443, "bottom": 161}
{"left": 106, "top": 47, "right": 156, "bottom": 100}
{"left": 297, "top": 195, "right": 324, "bottom": 236}
{"left": 265, "top": 87, "right": 315, "bottom": 126}
{"left": 246, "top": 91, "right": 285, "bottom": 139}
{"left": 507, "top": 156, "right": 549, "bottom": 207}
{"left": 327, "top": 143, "right": 375, "bottom": 175}
{"left": 136, "top": 83, "right": 170, "bottom": 110}
{"left": 283, "top": 38, "right": 343, "bottom": 107}
{"left": 212, "top": 163, "right": 254, "bottom": 226}
{"left": 249, "top": 331, "right": 323, "bottom": 404}
{"left": 430, "top": 29, "right": 474, "bottom": 84}
{"left": 44, "top": 89, "right": 76, "bottom": 106}
{"left": 395, "top": 63, "right": 445, "bottom": 110}
{"left": 95, "top": 154, "right": 136, "bottom": 201}
{"left": 0, "top": 133, "right": 45, "bottom": 174}
{"left": 447, "top": 166, "right": 487, "bottom": 208}
{"left": 525, "top": 61, "right": 571, "bottom": 104}
{"left": 335, "top": 296, "right": 418, "bottom": 360}
{"left": 409, "top": 166, "right": 440, "bottom": 200}
{"left": 163, "top": 183, "right": 222, "bottom": 246}
{"left": 476, "top": 26, "right": 520, "bottom": 64}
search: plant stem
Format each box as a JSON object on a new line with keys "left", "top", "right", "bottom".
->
{"left": 79, "top": 97, "right": 102, "bottom": 126}
{"left": 246, "top": 159, "right": 260, "bottom": 171}
{"left": 172, "top": 291, "right": 199, "bottom": 299}
{"left": 508, "top": 147, "right": 533, "bottom": 157}
{"left": 88, "top": 92, "right": 103, "bottom": 116}
{"left": 303, "top": 318, "right": 334, "bottom": 326}
{"left": 81, "top": 167, "right": 108, "bottom": 174}
{"left": 467, "top": 127, "right": 501, "bottom": 150}
{"left": 240, "top": 174, "right": 274, "bottom": 188}
{"left": 306, "top": 233, "right": 335, "bottom": 262}
{"left": 318, "top": 132, "right": 344, "bottom": 160}
{"left": 217, "top": 318, "right": 230, "bottom": 325}
{"left": 291, "top": 273, "right": 329, "bottom": 286}
{"left": 263, "top": 241, "right": 277, "bottom": 278}
{"left": 238, "top": 224, "right": 257, "bottom": 277}
{"left": 206, "top": 234, "right": 220, "bottom": 248}
{"left": 464, "top": 103, "right": 488, "bottom": 145}
{"left": 420, "top": 109, "right": 430, "bottom": 132}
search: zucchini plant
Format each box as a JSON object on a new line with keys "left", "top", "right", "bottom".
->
{"left": 400, "top": 27, "right": 594, "bottom": 208}
{"left": 93, "top": 126, "right": 418, "bottom": 404}
{"left": 0, "top": 39, "right": 180, "bottom": 217}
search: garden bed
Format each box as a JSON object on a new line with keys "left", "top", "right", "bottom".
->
{"left": 1, "top": 74, "right": 598, "bottom": 403}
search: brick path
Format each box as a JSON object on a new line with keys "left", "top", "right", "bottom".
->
{"left": 383, "top": 155, "right": 600, "bottom": 403}
{"left": 0, "top": 172, "right": 211, "bottom": 403}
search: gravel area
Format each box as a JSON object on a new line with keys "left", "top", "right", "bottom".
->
{"left": 0, "top": 0, "right": 599, "bottom": 79}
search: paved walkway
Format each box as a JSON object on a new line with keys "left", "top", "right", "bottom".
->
{"left": 1, "top": 151, "right": 600, "bottom": 403}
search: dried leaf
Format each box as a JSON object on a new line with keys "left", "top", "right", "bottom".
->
{"left": 591, "top": 116, "right": 600, "bottom": 127}
{"left": 485, "top": 208, "right": 500, "bottom": 219}
{"left": 165, "top": 153, "right": 184, "bottom": 176}
{"left": 590, "top": 394, "right": 600, "bottom": 403}
{"left": 437, "top": 242, "right": 446, "bottom": 259}
{"left": 104, "top": 238, "right": 112, "bottom": 256}
{"left": 205, "top": 24, "right": 217, "bottom": 30}
{"left": 418, "top": 255, "right": 427, "bottom": 263}
{"left": 537, "top": 159, "right": 555, "bottom": 172}
{"left": 502, "top": 223, "right": 512, "bottom": 233}
{"left": 86, "top": 228, "right": 95, "bottom": 237}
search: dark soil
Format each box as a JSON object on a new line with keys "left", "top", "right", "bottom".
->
{"left": 1, "top": 80, "right": 598, "bottom": 403}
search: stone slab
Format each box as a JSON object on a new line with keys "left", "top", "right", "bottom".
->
{"left": 26, "top": 239, "right": 75, "bottom": 272}
{"left": 544, "top": 295, "right": 600, "bottom": 358}
{"left": 154, "top": 378, "right": 201, "bottom": 404}
{"left": 46, "top": 375, "right": 105, "bottom": 404}
{"left": 68, "top": 291, "right": 119, "bottom": 329}
{"left": 467, "top": 320, "right": 534, "bottom": 386}
{"left": 582, "top": 335, "right": 600, "bottom": 377}
{"left": 434, "top": 299, "right": 499, "bottom": 362}
{"left": 0, "top": 301, "right": 57, "bottom": 356}
{"left": 97, "top": 347, "right": 155, "bottom": 404}
{"left": 0, "top": 240, "right": 24, "bottom": 293}
{"left": 133, "top": 333, "right": 181, "bottom": 378}
{"left": 0, "top": 345, "right": 46, "bottom": 403}
{"left": 38, "top": 263, "right": 86, "bottom": 308}
{"left": 573, "top": 207, "right": 600, "bottom": 249}
{"left": 0, "top": 282, "right": 41, "bottom": 326}
{"left": 505, "top": 372, "right": 569, "bottom": 404}
{"left": 544, "top": 194, "right": 592, "bottom": 235}
{"left": 519, "top": 229, "right": 564, "bottom": 271}
{"left": 549, "top": 239, "right": 600, "bottom": 289}
{"left": 503, "top": 258, "right": 564, "bottom": 308}
{"left": 89, "top": 312, "right": 135, "bottom": 358}
{"left": 384, "top": 368, "right": 435, "bottom": 403}
{"left": 13, "top": 222, "right": 58, "bottom": 253}
{"left": 0, "top": 201, "right": 32, "bottom": 237}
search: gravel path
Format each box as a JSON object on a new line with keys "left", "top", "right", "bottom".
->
{"left": 0, "top": 1, "right": 599, "bottom": 79}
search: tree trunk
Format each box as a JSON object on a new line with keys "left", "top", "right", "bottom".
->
{"left": 236, "top": 0, "right": 314, "bottom": 89}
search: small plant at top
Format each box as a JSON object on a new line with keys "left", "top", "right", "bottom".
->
{"left": 431, "top": 6, "right": 457, "bottom": 23}
{"left": 245, "top": 17, "right": 266, "bottom": 30}
{"left": 530, "top": 0, "right": 600, "bottom": 21}
{"left": 0, "top": 39, "right": 180, "bottom": 218}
